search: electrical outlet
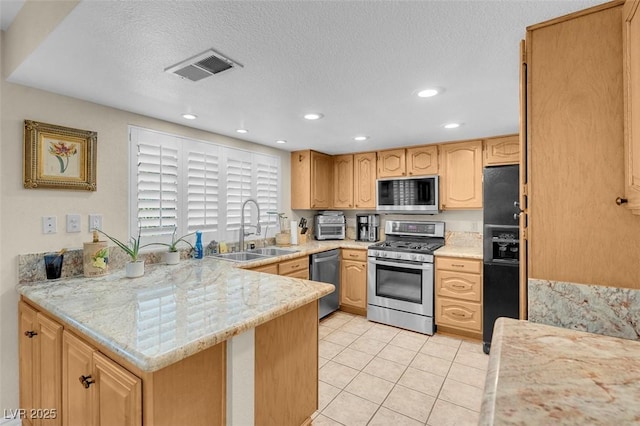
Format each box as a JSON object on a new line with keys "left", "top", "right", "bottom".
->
{"left": 88, "top": 214, "right": 103, "bottom": 231}
{"left": 42, "top": 216, "right": 57, "bottom": 234}
{"left": 66, "top": 214, "right": 81, "bottom": 233}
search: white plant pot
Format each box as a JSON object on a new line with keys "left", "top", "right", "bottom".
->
{"left": 125, "top": 261, "right": 144, "bottom": 278}
{"left": 165, "top": 251, "right": 180, "bottom": 265}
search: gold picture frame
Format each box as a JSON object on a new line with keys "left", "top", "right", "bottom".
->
{"left": 23, "top": 120, "right": 97, "bottom": 191}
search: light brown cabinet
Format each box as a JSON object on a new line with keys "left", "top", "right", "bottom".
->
{"left": 435, "top": 256, "right": 483, "bottom": 339}
{"left": 406, "top": 145, "right": 439, "bottom": 176}
{"left": 21, "top": 298, "right": 226, "bottom": 426}
{"left": 62, "top": 331, "right": 142, "bottom": 426}
{"left": 247, "top": 255, "right": 310, "bottom": 279}
{"left": 377, "top": 149, "right": 406, "bottom": 178}
{"left": 623, "top": 0, "right": 640, "bottom": 213}
{"left": 333, "top": 154, "right": 354, "bottom": 208}
{"left": 291, "top": 150, "right": 333, "bottom": 209}
{"left": 526, "top": 2, "right": 640, "bottom": 289}
{"left": 19, "top": 301, "right": 62, "bottom": 426}
{"left": 377, "top": 146, "right": 438, "bottom": 178}
{"left": 353, "top": 152, "right": 377, "bottom": 209}
{"left": 483, "top": 135, "right": 520, "bottom": 166}
{"left": 439, "top": 140, "right": 483, "bottom": 209}
{"left": 340, "top": 249, "right": 367, "bottom": 315}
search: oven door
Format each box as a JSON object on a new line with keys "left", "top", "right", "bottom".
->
{"left": 367, "top": 257, "right": 433, "bottom": 316}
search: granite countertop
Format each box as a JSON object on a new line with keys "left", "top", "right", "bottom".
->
{"left": 434, "top": 245, "right": 483, "bottom": 259}
{"left": 17, "top": 256, "right": 333, "bottom": 372}
{"left": 16, "top": 240, "right": 372, "bottom": 373}
{"left": 480, "top": 318, "right": 640, "bottom": 425}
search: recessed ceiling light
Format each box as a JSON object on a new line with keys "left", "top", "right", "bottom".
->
{"left": 182, "top": 113, "right": 197, "bottom": 120}
{"left": 304, "top": 113, "right": 324, "bottom": 120}
{"left": 417, "top": 88, "right": 439, "bottom": 98}
{"left": 276, "top": 140, "right": 287, "bottom": 144}
{"left": 354, "top": 136, "right": 369, "bottom": 141}
{"left": 443, "top": 122, "right": 461, "bottom": 129}
{"left": 236, "top": 129, "right": 248, "bottom": 134}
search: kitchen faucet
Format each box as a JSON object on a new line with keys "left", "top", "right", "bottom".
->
{"left": 239, "top": 198, "right": 261, "bottom": 251}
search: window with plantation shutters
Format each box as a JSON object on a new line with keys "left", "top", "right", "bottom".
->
{"left": 129, "top": 126, "right": 281, "bottom": 246}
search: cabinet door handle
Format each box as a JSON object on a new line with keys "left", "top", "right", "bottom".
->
{"left": 79, "top": 375, "right": 95, "bottom": 389}
{"left": 616, "top": 197, "right": 628, "bottom": 206}
{"left": 24, "top": 330, "right": 38, "bottom": 338}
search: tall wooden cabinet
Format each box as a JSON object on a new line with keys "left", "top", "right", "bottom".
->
{"left": 19, "top": 301, "right": 62, "bottom": 426}
{"left": 353, "top": 152, "right": 377, "bottom": 209}
{"left": 333, "top": 154, "right": 354, "bottom": 208}
{"left": 439, "top": 141, "right": 483, "bottom": 209}
{"left": 623, "top": 0, "right": 640, "bottom": 213}
{"left": 291, "top": 150, "right": 333, "bottom": 209}
{"left": 526, "top": 1, "right": 640, "bottom": 289}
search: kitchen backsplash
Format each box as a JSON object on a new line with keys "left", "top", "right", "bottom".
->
{"left": 445, "top": 231, "right": 482, "bottom": 248}
{"left": 18, "top": 237, "right": 277, "bottom": 284}
{"left": 528, "top": 279, "right": 640, "bottom": 341}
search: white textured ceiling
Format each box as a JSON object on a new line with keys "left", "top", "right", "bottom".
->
{"left": 6, "top": 0, "right": 604, "bottom": 154}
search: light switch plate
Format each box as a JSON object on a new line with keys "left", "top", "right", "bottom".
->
{"left": 88, "top": 214, "right": 103, "bottom": 231}
{"left": 42, "top": 216, "right": 57, "bottom": 234}
{"left": 66, "top": 214, "right": 81, "bottom": 233}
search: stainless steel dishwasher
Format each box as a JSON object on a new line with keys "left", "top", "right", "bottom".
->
{"left": 310, "top": 249, "right": 341, "bottom": 319}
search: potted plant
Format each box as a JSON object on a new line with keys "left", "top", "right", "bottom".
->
{"left": 157, "top": 228, "right": 195, "bottom": 264}
{"left": 96, "top": 228, "right": 147, "bottom": 278}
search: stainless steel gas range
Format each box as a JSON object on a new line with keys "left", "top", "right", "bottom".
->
{"left": 367, "top": 220, "right": 445, "bottom": 335}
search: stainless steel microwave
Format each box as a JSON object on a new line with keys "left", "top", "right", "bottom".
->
{"left": 376, "top": 175, "right": 439, "bottom": 214}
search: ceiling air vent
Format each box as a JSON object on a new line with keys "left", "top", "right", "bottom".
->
{"left": 165, "top": 48, "right": 243, "bottom": 82}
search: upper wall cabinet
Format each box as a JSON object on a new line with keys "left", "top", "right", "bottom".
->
{"left": 439, "top": 140, "right": 483, "bottom": 210}
{"left": 334, "top": 154, "right": 354, "bottom": 209}
{"left": 623, "top": 0, "right": 640, "bottom": 213}
{"left": 377, "top": 149, "right": 406, "bottom": 178}
{"left": 377, "top": 146, "right": 438, "bottom": 178}
{"left": 483, "top": 135, "right": 520, "bottom": 166}
{"left": 353, "top": 152, "right": 377, "bottom": 209}
{"left": 291, "top": 150, "right": 333, "bottom": 209}
{"left": 407, "top": 145, "right": 439, "bottom": 176}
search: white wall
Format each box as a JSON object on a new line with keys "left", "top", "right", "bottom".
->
{"left": 0, "top": 77, "right": 292, "bottom": 410}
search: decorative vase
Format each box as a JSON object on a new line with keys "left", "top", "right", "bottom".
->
{"left": 125, "top": 261, "right": 144, "bottom": 278}
{"left": 165, "top": 251, "right": 180, "bottom": 265}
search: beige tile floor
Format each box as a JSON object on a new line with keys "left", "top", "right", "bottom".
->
{"left": 313, "top": 311, "right": 489, "bottom": 426}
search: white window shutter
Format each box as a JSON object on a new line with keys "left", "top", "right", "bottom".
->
{"left": 224, "top": 148, "right": 253, "bottom": 233}
{"left": 184, "top": 141, "right": 220, "bottom": 233}
{"left": 255, "top": 154, "right": 280, "bottom": 226}
{"left": 132, "top": 130, "right": 179, "bottom": 240}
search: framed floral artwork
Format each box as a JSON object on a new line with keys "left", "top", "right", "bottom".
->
{"left": 23, "top": 120, "right": 97, "bottom": 191}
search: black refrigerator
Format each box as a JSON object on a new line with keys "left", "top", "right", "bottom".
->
{"left": 482, "top": 165, "right": 520, "bottom": 354}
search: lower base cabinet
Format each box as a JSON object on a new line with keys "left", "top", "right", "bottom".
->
{"left": 63, "top": 331, "right": 141, "bottom": 426}
{"left": 435, "top": 256, "right": 483, "bottom": 340}
{"left": 340, "top": 249, "right": 367, "bottom": 316}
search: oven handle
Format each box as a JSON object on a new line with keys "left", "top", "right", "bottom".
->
{"left": 368, "top": 258, "right": 432, "bottom": 270}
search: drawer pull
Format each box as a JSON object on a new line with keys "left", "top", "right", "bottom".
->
{"left": 451, "top": 312, "right": 467, "bottom": 318}
{"left": 79, "top": 375, "right": 95, "bottom": 389}
{"left": 24, "top": 330, "right": 38, "bottom": 338}
{"left": 451, "top": 284, "right": 466, "bottom": 289}
{"left": 349, "top": 254, "right": 359, "bottom": 258}
{"left": 451, "top": 264, "right": 465, "bottom": 268}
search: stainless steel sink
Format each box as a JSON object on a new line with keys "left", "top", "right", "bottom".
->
{"left": 210, "top": 252, "right": 271, "bottom": 262}
{"left": 249, "top": 247, "right": 300, "bottom": 256}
